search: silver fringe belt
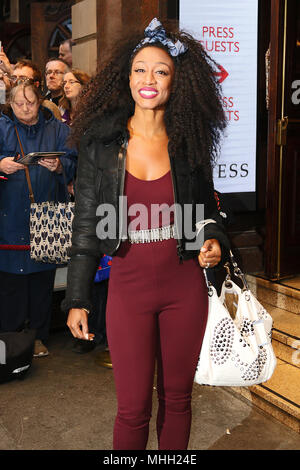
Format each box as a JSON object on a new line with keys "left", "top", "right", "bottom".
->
{"left": 128, "top": 224, "right": 175, "bottom": 244}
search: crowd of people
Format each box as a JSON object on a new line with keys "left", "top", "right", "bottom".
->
{"left": 0, "top": 39, "right": 107, "bottom": 357}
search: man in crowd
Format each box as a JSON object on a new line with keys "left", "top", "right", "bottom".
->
{"left": 58, "top": 39, "right": 75, "bottom": 67}
{"left": 10, "top": 59, "right": 62, "bottom": 120}
{"left": 45, "top": 58, "right": 69, "bottom": 106}
{"left": 10, "top": 58, "right": 41, "bottom": 87}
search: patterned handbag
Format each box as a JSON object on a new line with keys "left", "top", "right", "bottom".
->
{"left": 14, "top": 126, "right": 74, "bottom": 265}
{"left": 30, "top": 199, "right": 74, "bottom": 264}
{"left": 194, "top": 254, "right": 277, "bottom": 387}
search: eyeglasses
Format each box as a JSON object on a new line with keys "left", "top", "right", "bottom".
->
{"left": 45, "top": 70, "right": 64, "bottom": 76}
{"left": 63, "top": 80, "right": 80, "bottom": 86}
{"left": 10, "top": 76, "right": 34, "bottom": 85}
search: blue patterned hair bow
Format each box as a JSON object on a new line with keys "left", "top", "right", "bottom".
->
{"left": 133, "top": 18, "right": 188, "bottom": 58}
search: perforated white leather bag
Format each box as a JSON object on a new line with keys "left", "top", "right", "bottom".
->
{"left": 195, "top": 265, "right": 277, "bottom": 387}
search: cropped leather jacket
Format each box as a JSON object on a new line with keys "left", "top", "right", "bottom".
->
{"left": 61, "top": 112, "right": 230, "bottom": 312}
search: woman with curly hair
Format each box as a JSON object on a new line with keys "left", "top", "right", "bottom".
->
{"left": 62, "top": 18, "right": 229, "bottom": 450}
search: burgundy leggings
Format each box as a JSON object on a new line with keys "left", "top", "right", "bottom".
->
{"left": 106, "top": 238, "right": 208, "bottom": 450}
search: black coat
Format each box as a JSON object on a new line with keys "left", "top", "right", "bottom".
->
{"left": 61, "top": 112, "right": 230, "bottom": 312}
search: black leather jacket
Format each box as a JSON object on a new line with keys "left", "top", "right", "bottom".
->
{"left": 61, "top": 112, "right": 230, "bottom": 312}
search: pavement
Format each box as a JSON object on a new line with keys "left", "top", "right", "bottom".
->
{"left": 0, "top": 328, "right": 300, "bottom": 452}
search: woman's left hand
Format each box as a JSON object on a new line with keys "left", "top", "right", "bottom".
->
{"left": 198, "top": 238, "right": 221, "bottom": 269}
{"left": 38, "top": 157, "right": 62, "bottom": 173}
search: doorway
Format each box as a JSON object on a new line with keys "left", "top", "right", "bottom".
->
{"left": 265, "top": 0, "right": 300, "bottom": 280}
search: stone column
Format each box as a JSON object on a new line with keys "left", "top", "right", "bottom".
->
{"left": 96, "top": 0, "right": 168, "bottom": 67}
{"left": 71, "top": 0, "right": 98, "bottom": 74}
{"left": 8, "top": 0, "right": 20, "bottom": 22}
{"left": 72, "top": 0, "right": 168, "bottom": 74}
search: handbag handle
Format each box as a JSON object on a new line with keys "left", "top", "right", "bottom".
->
{"left": 203, "top": 268, "right": 214, "bottom": 297}
{"left": 224, "top": 250, "right": 249, "bottom": 292}
{"left": 14, "top": 126, "right": 35, "bottom": 204}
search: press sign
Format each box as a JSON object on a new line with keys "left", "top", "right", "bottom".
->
{"left": 180, "top": 0, "right": 258, "bottom": 194}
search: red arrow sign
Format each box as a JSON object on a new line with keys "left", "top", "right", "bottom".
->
{"left": 214, "top": 65, "right": 229, "bottom": 84}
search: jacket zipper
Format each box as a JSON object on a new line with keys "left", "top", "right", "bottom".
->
{"left": 114, "top": 139, "right": 128, "bottom": 253}
{"left": 168, "top": 145, "right": 184, "bottom": 263}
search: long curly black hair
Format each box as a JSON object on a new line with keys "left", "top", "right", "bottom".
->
{"left": 71, "top": 21, "right": 227, "bottom": 180}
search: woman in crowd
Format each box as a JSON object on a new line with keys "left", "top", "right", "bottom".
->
{"left": 59, "top": 69, "right": 90, "bottom": 126}
{"left": 0, "top": 82, "right": 76, "bottom": 357}
{"left": 60, "top": 67, "right": 108, "bottom": 355}
{"left": 63, "top": 19, "right": 229, "bottom": 449}
{"left": 59, "top": 69, "right": 90, "bottom": 197}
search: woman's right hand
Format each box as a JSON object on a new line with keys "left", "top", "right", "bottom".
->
{"left": 0, "top": 157, "right": 25, "bottom": 174}
{"left": 67, "top": 308, "right": 92, "bottom": 341}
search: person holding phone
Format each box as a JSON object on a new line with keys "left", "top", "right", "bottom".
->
{"left": 0, "top": 43, "right": 13, "bottom": 76}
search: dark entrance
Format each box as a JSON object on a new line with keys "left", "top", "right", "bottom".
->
{"left": 265, "top": 0, "right": 300, "bottom": 279}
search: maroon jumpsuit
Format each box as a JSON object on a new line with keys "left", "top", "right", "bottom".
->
{"left": 106, "top": 170, "right": 208, "bottom": 450}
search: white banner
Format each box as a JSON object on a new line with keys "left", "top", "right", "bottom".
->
{"left": 180, "top": 0, "right": 258, "bottom": 193}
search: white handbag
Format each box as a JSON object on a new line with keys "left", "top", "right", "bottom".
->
{"left": 195, "top": 255, "right": 277, "bottom": 387}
